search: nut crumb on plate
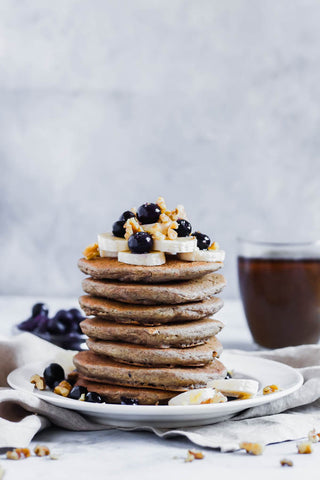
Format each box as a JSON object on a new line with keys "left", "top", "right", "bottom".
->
{"left": 263, "top": 384, "right": 279, "bottom": 395}
{"left": 30, "top": 374, "right": 46, "bottom": 390}
{"left": 54, "top": 380, "right": 72, "bottom": 397}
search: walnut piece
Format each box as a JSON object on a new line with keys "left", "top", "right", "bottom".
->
{"left": 308, "top": 428, "right": 320, "bottom": 443}
{"left": 297, "top": 441, "right": 312, "bottom": 454}
{"left": 239, "top": 442, "right": 264, "bottom": 455}
{"left": 34, "top": 445, "right": 50, "bottom": 457}
{"left": 30, "top": 374, "right": 46, "bottom": 390}
{"left": 280, "top": 458, "right": 293, "bottom": 467}
{"left": 124, "top": 217, "right": 144, "bottom": 240}
{"left": 83, "top": 243, "right": 100, "bottom": 260}
{"left": 263, "top": 384, "right": 279, "bottom": 395}
{"left": 6, "top": 448, "right": 30, "bottom": 460}
{"left": 54, "top": 380, "right": 72, "bottom": 397}
{"left": 188, "top": 450, "right": 204, "bottom": 460}
{"left": 208, "top": 241, "right": 219, "bottom": 251}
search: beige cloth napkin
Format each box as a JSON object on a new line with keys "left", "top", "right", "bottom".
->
{"left": 1, "top": 333, "right": 320, "bottom": 451}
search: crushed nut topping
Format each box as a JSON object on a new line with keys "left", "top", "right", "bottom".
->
{"left": 185, "top": 450, "right": 204, "bottom": 462}
{"left": 124, "top": 217, "right": 144, "bottom": 240}
{"left": 280, "top": 458, "right": 293, "bottom": 467}
{"left": 297, "top": 441, "right": 312, "bottom": 454}
{"left": 6, "top": 448, "right": 30, "bottom": 460}
{"left": 30, "top": 374, "right": 46, "bottom": 390}
{"left": 83, "top": 243, "right": 100, "bottom": 260}
{"left": 239, "top": 442, "right": 264, "bottom": 455}
{"left": 308, "top": 428, "right": 320, "bottom": 443}
{"left": 54, "top": 380, "right": 72, "bottom": 397}
{"left": 263, "top": 384, "right": 279, "bottom": 395}
{"left": 34, "top": 445, "right": 50, "bottom": 457}
{"left": 156, "top": 197, "right": 167, "bottom": 213}
{"left": 208, "top": 241, "right": 219, "bottom": 251}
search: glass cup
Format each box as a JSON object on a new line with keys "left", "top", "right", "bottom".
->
{"left": 237, "top": 238, "right": 320, "bottom": 348}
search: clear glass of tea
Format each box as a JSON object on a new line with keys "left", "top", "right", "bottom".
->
{"left": 237, "top": 238, "right": 320, "bottom": 348}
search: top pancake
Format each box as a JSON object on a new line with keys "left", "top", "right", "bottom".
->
{"left": 78, "top": 256, "right": 223, "bottom": 283}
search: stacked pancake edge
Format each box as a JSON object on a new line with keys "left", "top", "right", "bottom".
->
{"left": 74, "top": 257, "right": 227, "bottom": 405}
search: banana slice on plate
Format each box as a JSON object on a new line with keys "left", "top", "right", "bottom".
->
{"left": 168, "top": 388, "right": 227, "bottom": 406}
{"left": 208, "top": 379, "right": 259, "bottom": 399}
{"left": 98, "top": 233, "right": 128, "bottom": 252}
{"left": 153, "top": 237, "right": 197, "bottom": 254}
{"left": 118, "top": 251, "right": 166, "bottom": 266}
{"left": 178, "top": 249, "right": 225, "bottom": 262}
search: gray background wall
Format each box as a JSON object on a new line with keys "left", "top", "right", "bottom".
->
{"left": 1, "top": 0, "right": 320, "bottom": 298}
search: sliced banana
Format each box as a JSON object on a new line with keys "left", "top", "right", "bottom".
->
{"left": 98, "top": 233, "right": 128, "bottom": 252}
{"left": 208, "top": 379, "right": 259, "bottom": 399}
{"left": 178, "top": 248, "right": 225, "bottom": 262}
{"left": 153, "top": 237, "right": 197, "bottom": 254}
{"left": 99, "top": 249, "right": 118, "bottom": 258}
{"left": 118, "top": 251, "right": 166, "bottom": 266}
{"left": 168, "top": 388, "right": 227, "bottom": 406}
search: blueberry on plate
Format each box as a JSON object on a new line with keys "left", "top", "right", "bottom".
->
{"left": 43, "top": 363, "right": 65, "bottom": 389}
{"left": 32, "top": 303, "right": 49, "bottom": 318}
{"left": 120, "top": 397, "right": 139, "bottom": 405}
{"left": 32, "top": 313, "right": 50, "bottom": 334}
{"left": 46, "top": 316, "right": 67, "bottom": 335}
{"left": 192, "top": 231, "right": 211, "bottom": 250}
{"left": 53, "top": 310, "right": 74, "bottom": 333}
{"left": 119, "top": 210, "right": 135, "bottom": 222}
{"left": 175, "top": 219, "right": 192, "bottom": 237}
{"left": 112, "top": 220, "right": 126, "bottom": 238}
{"left": 85, "top": 391, "right": 103, "bottom": 403}
{"left": 128, "top": 232, "right": 153, "bottom": 254}
{"left": 69, "top": 308, "right": 84, "bottom": 322}
{"left": 69, "top": 385, "right": 87, "bottom": 400}
{"left": 17, "top": 316, "right": 39, "bottom": 332}
{"left": 136, "top": 203, "right": 161, "bottom": 224}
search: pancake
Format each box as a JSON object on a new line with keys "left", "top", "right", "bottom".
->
{"left": 73, "top": 350, "right": 227, "bottom": 391}
{"left": 79, "top": 295, "right": 223, "bottom": 325}
{"left": 76, "top": 375, "right": 178, "bottom": 405}
{"left": 78, "top": 256, "right": 223, "bottom": 283}
{"left": 81, "top": 273, "right": 226, "bottom": 305}
{"left": 80, "top": 317, "right": 225, "bottom": 347}
{"left": 86, "top": 336, "right": 223, "bottom": 367}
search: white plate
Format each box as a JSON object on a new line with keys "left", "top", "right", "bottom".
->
{"left": 7, "top": 351, "right": 303, "bottom": 428}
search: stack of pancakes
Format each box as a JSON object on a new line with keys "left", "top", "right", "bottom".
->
{"left": 74, "top": 256, "right": 227, "bottom": 404}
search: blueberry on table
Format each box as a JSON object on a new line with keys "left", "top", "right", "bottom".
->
{"left": 192, "top": 232, "right": 211, "bottom": 250}
{"left": 119, "top": 210, "right": 135, "bottom": 222}
{"left": 69, "top": 385, "right": 87, "bottom": 400}
{"left": 85, "top": 391, "right": 103, "bottom": 403}
{"left": 120, "top": 397, "right": 139, "bottom": 405}
{"left": 128, "top": 232, "right": 153, "bottom": 254}
{"left": 136, "top": 203, "right": 161, "bottom": 224}
{"left": 112, "top": 220, "right": 126, "bottom": 238}
{"left": 175, "top": 219, "right": 192, "bottom": 237}
{"left": 32, "top": 303, "right": 49, "bottom": 318}
{"left": 43, "top": 363, "right": 65, "bottom": 389}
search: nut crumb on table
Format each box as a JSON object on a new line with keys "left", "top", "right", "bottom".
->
{"left": 280, "top": 458, "right": 293, "bottom": 467}
{"left": 239, "top": 442, "right": 264, "bottom": 455}
{"left": 308, "top": 428, "right": 320, "bottom": 443}
{"left": 297, "top": 441, "right": 313, "bottom": 454}
{"left": 185, "top": 450, "right": 204, "bottom": 462}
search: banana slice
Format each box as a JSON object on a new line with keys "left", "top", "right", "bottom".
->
{"left": 153, "top": 237, "right": 197, "bottom": 254}
{"left": 99, "top": 250, "right": 118, "bottom": 258}
{"left": 98, "top": 233, "right": 128, "bottom": 252}
{"left": 168, "top": 388, "right": 227, "bottom": 406}
{"left": 208, "top": 379, "right": 259, "bottom": 399}
{"left": 118, "top": 251, "right": 166, "bottom": 266}
{"left": 178, "top": 249, "right": 225, "bottom": 262}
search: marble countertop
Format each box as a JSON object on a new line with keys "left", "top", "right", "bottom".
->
{"left": 0, "top": 296, "right": 319, "bottom": 479}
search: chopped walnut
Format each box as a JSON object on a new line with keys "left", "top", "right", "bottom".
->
{"left": 6, "top": 450, "right": 20, "bottom": 460}
{"left": 188, "top": 450, "right": 204, "bottom": 460}
{"left": 16, "top": 448, "right": 31, "bottom": 458}
{"left": 83, "top": 243, "right": 100, "bottom": 260}
{"left": 308, "top": 428, "right": 320, "bottom": 443}
{"left": 79, "top": 393, "right": 86, "bottom": 401}
{"left": 30, "top": 374, "right": 46, "bottom": 390}
{"left": 156, "top": 197, "right": 167, "bottom": 213}
{"left": 263, "top": 384, "right": 279, "bottom": 395}
{"left": 280, "top": 458, "right": 293, "bottom": 467}
{"left": 34, "top": 445, "right": 50, "bottom": 457}
{"left": 185, "top": 451, "right": 195, "bottom": 462}
{"left": 159, "top": 212, "right": 171, "bottom": 224}
{"left": 208, "top": 241, "right": 219, "bottom": 251}
{"left": 54, "top": 380, "right": 72, "bottom": 397}
{"left": 239, "top": 442, "right": 264, "bottom": 455}
{"left": 124, "top": 217, "right": 144, "bottom": 240}
{"left": 170, "top": 204, "right": 187, "bottom": 221}
{"left": 297, "top": 441, "right": 312, "bottom": 454}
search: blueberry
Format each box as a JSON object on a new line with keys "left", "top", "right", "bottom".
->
{"left": 43, "top": 363, "right": 65, "bottom": 389}
{"left": 128, "top": 232, "right": 153, "bottom": 254}
{"left": 136, "top": 203, "right": 161, "bottom": 224}
{"left": 119, "top": 210, "right": 135, "bottom": 222}
{"left": 112, "top": 220, "right": 125, "bottom": 238}
{"left": 192, "top": 231, "right": 211, "bottom": 250}
{"left": 175, "top": 219, "right": 192, "bottom": 237}
{"left": 32, "top": 313, "right": 50, "bottom": 334}
{"left": 120, "top": 397, "right": 139, "bottom": 405}
{"left": 32, "top": 303, "right": 49, "bottom": 318}
{"left": 69, "top": 308, "right": 84, "bottom": 322}
{"left": 18, "top": 316, "right": 39, "bottom": 332}
{"left": 47, "top": 317, "right": 67, "bottom": 335}
{"left": 53, "top": 310, "right": 74, "bottom": 333}
{"left": 69, "top": 385, "right": 87, "bottom": 400}
{"left": 85, "top": 391, "right": 103, "bottom": 403}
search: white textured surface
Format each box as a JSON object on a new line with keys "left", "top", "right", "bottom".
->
{"left": 1, "top": 1, "right": 320, "bottom": 297}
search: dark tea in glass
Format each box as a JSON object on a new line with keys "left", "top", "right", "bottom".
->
{"left": 238, "top": 240, "right": 320, "bottom": 348}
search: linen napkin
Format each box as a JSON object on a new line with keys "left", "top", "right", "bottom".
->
{"left": 1, "top": 333, "right": 320, "bottom": 451}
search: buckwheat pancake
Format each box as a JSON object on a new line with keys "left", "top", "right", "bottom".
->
{"left": 86, "top": 336, "right": 222, "bottom": 367}
{"left": 73, "top": 350, "right": 227, "bottom": 391}
{"left": 82, "top": 273, "right": 226, "bottom": 305}
{"left": 78, "top": 257, "right": 223, "bottom": 283}
{"left": 76, "top": 375, "right": 178, "bottom": 405}
{"left": 80, "top": 317, "right": 225, "bottom": 348}
{"left": 79, "top": 295, "right": 223, "bottom": 325}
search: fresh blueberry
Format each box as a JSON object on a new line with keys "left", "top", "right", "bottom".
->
{"left": 120, "top": 397, "right": 139, "bottom": 405}
{"left": 192, "top": 231, "right": 211, "bottom": 250}
{"left": 69, "top": 385, "right": 87, "bottom": 400}
{"left": 112, "top": 220, "right": 125, "bottom": 238}
{"left": 32, "top": 303, "right": 49, "bottom": 318}
{"left": 128, "top": 232, "right": 153, "bottom": 254}
{"left": 119, "top": 210, "right": 135, "bottom": 222}
{"left": 136, "top": 203, "right": 161, "bottom": 224}
{"left": 32, "top": 313, "right": 50, "bottom": 334}
{"left": 46, "top": 316, "right": 67, "bottom": 335}
{"left": 43, "top": 363, "right": 65, "bottom": 389}
{"left": 53, "top": 310, "right": 74, "bottom": 333}
{"left": 17, "top": 316, "right": 39, "bottom": 332}
{"left": 175, "top": 219, "right": 192, "bottom": 237}
{"left": 69, "top": 308, "right": 84, "bottom": 322}
{"left": 85, "top": 391, "right": 103, "bottom": 403}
